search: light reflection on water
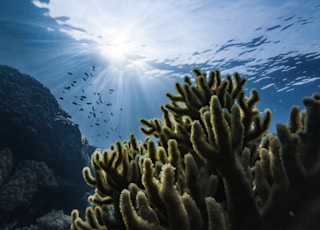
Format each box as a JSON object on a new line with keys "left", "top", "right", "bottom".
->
{"left": 0, "top": 0, "right": 319, "bottom": 148}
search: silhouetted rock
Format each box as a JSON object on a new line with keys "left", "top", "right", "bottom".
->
{"left": 0, "top": 65, "right": 95, "bottom": 228}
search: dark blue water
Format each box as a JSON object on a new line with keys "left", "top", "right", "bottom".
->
{"left": 0, "top": 0, "right": 319, "bottom": 148}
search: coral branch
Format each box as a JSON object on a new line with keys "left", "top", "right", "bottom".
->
{"left": 72, "top": 67, "right": 320, "bottom": 230}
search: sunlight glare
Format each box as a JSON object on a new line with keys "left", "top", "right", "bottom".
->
{"left": 99, "top": 42, "right": 128, "bottom": 64}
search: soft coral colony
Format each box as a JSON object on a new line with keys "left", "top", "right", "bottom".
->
{"left": 71, "top": 68, "right": 320, "bottom": 230}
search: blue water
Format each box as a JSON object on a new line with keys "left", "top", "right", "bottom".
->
{"left": 0, "top": 0, "right": 319, "bottom": 148}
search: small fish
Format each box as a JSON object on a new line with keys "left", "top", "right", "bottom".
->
{"left": 84, "top": 72, "right": 89, "bottom": 77}
{"left": 110, "top": 112, "right": 114, "bottom": 116}
{"left": 106, "top": 102, "right": 112, "bottom": 106}
{"left": 95, "top": 123, "right": 100, "bottom": 126}
{"left": 72, "top": 102, "right": 78, "bottom": 105}
{"left": 82, "top": 77, "right": 87, "bottom": 81}
{"left": 67, "top": 72, "right": 73, "bottom": 75}
{"left": 64, "top": 86, "right": 71, "bottom": 90}
{"left": 79, "top": 108, "right": 84, "bottom": 111}
{"left": 86, "top": 102, "right": 92, "bottom": 105}
{"left": 59, "top": 97, "right": 64, "bottom": 100}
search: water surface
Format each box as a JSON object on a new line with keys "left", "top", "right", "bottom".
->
{"left": 0, "top": 0, "right": 319, "bottom": 147}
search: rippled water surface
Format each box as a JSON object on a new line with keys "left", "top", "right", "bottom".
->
{"left": 1, "top": 0, "right": 319, "bottom": 147}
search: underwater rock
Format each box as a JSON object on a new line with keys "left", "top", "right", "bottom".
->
{"left": 19, "top": 210, "right": 71, "bottom": 230}
{"left": 0, "top": 65, "right": 95, "bottom": 228}
{"left": 0, "top": 157, "right": 57, "bottom": 227}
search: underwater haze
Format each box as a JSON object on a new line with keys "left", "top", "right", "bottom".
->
{"left": 0, "top": 0, "right": 319, "bottom": 148}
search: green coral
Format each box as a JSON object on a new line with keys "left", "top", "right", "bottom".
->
{"left": 71, "top": 68, "right": 320, "bottom": 230}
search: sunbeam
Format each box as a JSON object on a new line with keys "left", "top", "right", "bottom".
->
{"left": 1, "top": 0, "right": 318, "bottom": 148}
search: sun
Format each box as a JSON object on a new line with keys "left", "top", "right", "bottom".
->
{"left": 98, "top": 33, "right": 132, "bottom": 64}
{"left": 100, "top": 44, "right": 127, "bottom": 62}
{"left": 96, "top": 32, "right": 149, "bottom": 75}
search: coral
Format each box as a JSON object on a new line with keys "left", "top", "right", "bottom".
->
{"left": 252, "top": 93, "right": 320, "bottom": 229}
{"left": 71, "top": 68, "right": 320, "bottom": 230}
